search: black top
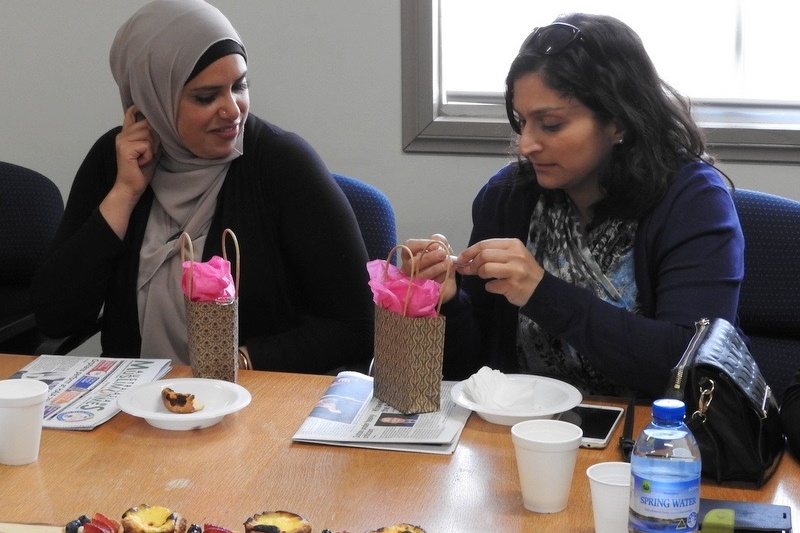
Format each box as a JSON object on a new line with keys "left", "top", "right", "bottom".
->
{"left": 31, "top": 114, "right": 374, "bottom": 373}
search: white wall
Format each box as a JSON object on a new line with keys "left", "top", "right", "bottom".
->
{"left": 1, "top": 0, "right": 798, "bottom": 254}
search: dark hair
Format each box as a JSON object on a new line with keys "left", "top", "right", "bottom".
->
{"left": 186, "top": 39, "right": 247, "bottom": 85}
{"left": 504, "top": 13, "right": 710, "bottom": 219}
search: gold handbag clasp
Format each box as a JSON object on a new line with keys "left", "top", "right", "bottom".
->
{"left": 692, "top": 377, "right": 715, "bottom": 421}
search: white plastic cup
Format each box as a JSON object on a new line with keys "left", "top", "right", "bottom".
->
{"left": 511, "top": 419, "right": 583, "bottom": 513}
{"left": 586, "top": 461, "right": 632, "bottom": 533}
{"left": 0, "top": 379, "right": 49, "bottom": 465}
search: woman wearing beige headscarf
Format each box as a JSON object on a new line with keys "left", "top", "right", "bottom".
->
{"left": 32, "top": 0, "right": 373, "bottom": 373}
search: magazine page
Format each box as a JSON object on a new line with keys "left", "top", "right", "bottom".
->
{"left": 9, "top": 355, "right": 171, "bottom": 430}
{"left": 292, "top": 371, "right": 471, "bottom": 454}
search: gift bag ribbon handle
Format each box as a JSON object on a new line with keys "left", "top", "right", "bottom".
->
{"left": 382, "top": 241, "right": 452, "bottom": 317}
{"left": 179, "top": 228, "right": 241, "bottom": 300}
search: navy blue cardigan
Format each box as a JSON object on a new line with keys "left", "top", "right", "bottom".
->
{"left": 440, "top": 160, "right": 744, "bottom": 397}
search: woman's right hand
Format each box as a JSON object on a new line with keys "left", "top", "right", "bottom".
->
{"left": 115, "top": 105, "right": 160, "bottom": 196}
{"left": 100, "top": 105, "right": 161, "bottom": 238}
{"left": 401, "top": 234, "right": 458, "bottom": 304}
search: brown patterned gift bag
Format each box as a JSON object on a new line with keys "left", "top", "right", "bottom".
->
{"left": 180, "top": 229, "right": 240, "bottom": 383}
{"left": 369, "top": 243, "right": 451, "bottom": 414}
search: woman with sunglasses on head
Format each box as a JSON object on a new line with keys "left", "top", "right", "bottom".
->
{"left": 404, "top": 13, "right": 744, "bottom": 398}
{"left": 31, "top": 0, "right": 373, "bottom": 373}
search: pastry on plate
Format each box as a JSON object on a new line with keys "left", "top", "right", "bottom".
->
{"left": 121, "top": 505, "right": 187, "bottom": 533}
{"left": 244, "top": 511, "right": 311, "bottom": 533}
{"left": 161, "top": 387, "right": 204, "bottom": 414}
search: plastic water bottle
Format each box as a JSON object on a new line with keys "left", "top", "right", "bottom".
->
{"left": 628, "top": 398, "right": 701, "bottom": 533}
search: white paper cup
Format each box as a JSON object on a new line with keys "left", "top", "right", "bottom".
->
{"left": 511, "top": 419, "right": 583, "bottom": 513}
{"left": 586, "top": 461, "right": 631, "bottom": 533}
{"left": 0, "top": 379, "right": 49, "bottom": 465}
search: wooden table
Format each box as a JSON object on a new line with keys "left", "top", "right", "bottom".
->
{"left": 1, "top": 354, "right": 797, "bottom": 532}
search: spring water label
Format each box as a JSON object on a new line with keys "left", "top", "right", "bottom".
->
{"left": 629, "top": 473, "right": 699, "bottom": 532}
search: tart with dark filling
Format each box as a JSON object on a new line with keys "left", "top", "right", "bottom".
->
{"left": 161, "top": 387, "right": 204, "bottom": 414}
{"left": 244, "top": 511, "right": 311, "bottom": 533}
{"left": 367, "top": 526, "right": 426, "bottom": 533}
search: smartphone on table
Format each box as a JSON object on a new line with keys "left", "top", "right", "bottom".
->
{"left": 559, "top": 403, "right": 625, "bottom": 449}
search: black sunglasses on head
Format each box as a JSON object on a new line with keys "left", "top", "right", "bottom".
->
{"left": 520, "top": 22, "right": 583, "bottom": 55}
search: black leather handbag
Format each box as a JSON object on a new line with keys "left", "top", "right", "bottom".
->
{"left": 665, "top": 318, "right": 784, "bottom": 486}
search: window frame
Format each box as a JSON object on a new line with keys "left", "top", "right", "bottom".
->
{"left": 401, "top": 0, "right": 800, "bottom": 163}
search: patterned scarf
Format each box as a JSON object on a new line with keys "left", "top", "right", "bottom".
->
{"left": 517, "top": 193, "right": 638, "bottom": 396}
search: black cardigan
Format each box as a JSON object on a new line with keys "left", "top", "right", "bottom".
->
{"left": 32, "top": 114, "right": 374, "bottom": 373}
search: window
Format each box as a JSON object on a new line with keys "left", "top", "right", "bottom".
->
{"left": 401, "top": 0, "right": 800, "bottom": 163}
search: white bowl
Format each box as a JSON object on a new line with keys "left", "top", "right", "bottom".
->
{"left": 117, "top": 378, "right": 251, "bottom": 431}
{"left": 450, "top": 374, "right": 582, "bottom": 426}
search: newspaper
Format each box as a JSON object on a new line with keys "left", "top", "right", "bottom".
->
{"left": 9, "top": 355, "right": 171, "bottom": 430}
{"left": 292, "top": 371, "right": 471, "bottom": 455}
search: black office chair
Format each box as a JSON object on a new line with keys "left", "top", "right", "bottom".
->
{"left": 327, "top": 173, "right": 396, "bottom": 375}
{"left": 0, "top": 161, "right": 64, "bottom": 354}
{"left": 733, "top": 188, "right": 800, "bottom": 402}
{"left": 332, "top": 173, "right": 397, "bottom": 260}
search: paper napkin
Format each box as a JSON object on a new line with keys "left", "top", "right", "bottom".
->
{"left": 464, "top": 366, "right": 538, "bottom": 410}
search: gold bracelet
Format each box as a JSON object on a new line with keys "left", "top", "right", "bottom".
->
{"left": 237, "top": 348, "right": 252, "bottom": 370}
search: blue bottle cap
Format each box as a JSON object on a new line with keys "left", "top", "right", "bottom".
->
{"left": 652, "top": 398, "right": 686, "bottom": 422}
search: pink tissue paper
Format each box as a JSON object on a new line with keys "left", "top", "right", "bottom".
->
{"left": 181, "top": 255, "right": 236, "bottom": 302}
{"left": 366, "top": 259, "right": 441, "bottom": 318}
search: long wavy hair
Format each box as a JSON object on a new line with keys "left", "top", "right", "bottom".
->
{"left": 505, "top": 13, "right": 711, "bottom": 219}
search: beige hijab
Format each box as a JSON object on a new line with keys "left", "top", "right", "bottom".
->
{"left": 109, "top": 0, "right": 247, "bottom": 362}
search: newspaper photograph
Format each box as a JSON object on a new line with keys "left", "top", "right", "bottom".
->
{"left": 9, "top": 355, "right": 171, "bottom": 430}
{"left": 292, "top": 371, "right": 471, "bottom": 455}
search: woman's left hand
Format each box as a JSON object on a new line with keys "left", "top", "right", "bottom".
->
{"left": 401, "top": 234, "right": 458, "bottom": 303}
{"left": 455, "top": 238, "right": 544, "bottom": 307}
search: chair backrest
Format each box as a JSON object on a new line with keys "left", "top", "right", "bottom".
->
{"left": 332, "top": 173, "right": 397, "bottom": 261}
{"left": 733, "top": 188, "right": 800, "bottom": 400}
{"left": 0, "top": 161, "right": 64, "bottom": 285}
{"left": 0, "top": 161, "right": 64, "bottom": 352}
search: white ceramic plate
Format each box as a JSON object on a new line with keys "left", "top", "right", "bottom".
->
{"left": 117, "top": 378, "right": 251, "bottom": 431}
{"left": 450, "top": 374, "right": 582, "bottom": 426}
